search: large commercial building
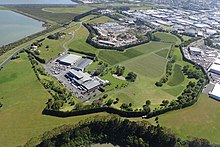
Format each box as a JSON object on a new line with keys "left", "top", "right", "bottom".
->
{"left": 209, "top": 84, "right": 220, "bottom": 101}
{"left": 209, "top": 63, "right": 220, "bottom": 75}
{"left": 57, "top": 54, "right": 82, "bottom": 66}
{"left": 66, "top": 69, "right": 101, "bottom": 92}
{"left": 188, "top": 47, "right": 202, "bottom": 56}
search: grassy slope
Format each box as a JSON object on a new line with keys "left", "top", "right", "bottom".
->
{"left": 42, "top": 6, "right": 94, "bottom": 13}
{"left": 98, "top": 41, "right": 171, "bottom": 65}
{"left": 0, "top": 53, "right": 108, "bottom": 146}
{"left": 167, "top": 64, "right": 185, "bottom": 86}
{"left": 68, "top": 25, "right": 98, "bottom": 54}
{"left": 154, "top": 32, "right": 181, "bottom": 45}
{"left": 158, "top": 94, "right": 220, "bottom": 144}
{"left": 87, "top": 16, "right": 116, "bottom": 24}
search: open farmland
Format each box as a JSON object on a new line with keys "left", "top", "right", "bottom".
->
{"left": 0, "top": 53, "right": 108, "bottom": 147}
{"left": 158, "top": 94, "right": 220, "bottom": 144}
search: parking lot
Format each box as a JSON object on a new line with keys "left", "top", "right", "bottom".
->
{"left": 44, "top": 55, "right": 102, "bottom": 101}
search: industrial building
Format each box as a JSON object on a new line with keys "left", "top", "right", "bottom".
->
{"left": 209, "top": 63, "right": 220, "bottom": 75}
{"left": 209, "top": 84, "right": 220, "bottom": 101}
{"left": 188, "top": 47, "right": 202, "bottom": 55}
{"left": 73, "top": 58, "right": 93, "bottom": 71}
{"left": 66, "top": 69, "right": 101, "bottom": 92}
{"left": 57, "top": 54, "right": 82, "bottom": 66}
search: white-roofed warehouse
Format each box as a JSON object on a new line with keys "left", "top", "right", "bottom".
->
{"left": 57, "top": 54, "right": 81, "bottom": 66}
{"left": 209, "top": 63, "right": 220, "bottom": 75}
{"left": 209, "top": 84, "right": 220, "bottom": 101}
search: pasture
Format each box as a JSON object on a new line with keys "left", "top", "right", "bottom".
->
{"left": 158, "top": 94, "right": 220, "bottom": 144}
{"left": 0, "top": 53, "right": 108, "bottom": 146}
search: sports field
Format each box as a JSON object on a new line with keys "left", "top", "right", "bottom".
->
{"left": 158, "top": 94, "right": 220, "bottom": 144}
{"left": 0, "top": 53, "right": 108, "bottom": 146}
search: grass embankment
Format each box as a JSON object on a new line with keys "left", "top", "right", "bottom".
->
{"left": 14, "top": 6, "right": 80, "bottom": 24}
{"left": 68, "top": 25, "right": 98, "bottom": 54}
{"left": 98, "top": 41, "right": 171, "bottom": 65}
{"left": 158, "top": 94, "right": 220, "bottom": 144}
{"left": 42, "top": 6, "right": 94, "bottom": 13}
{"left": 153, "top": 32, "right": 181, "bottom": 45}
{"left": 0, "top": 53, "right": 108, "bottom": 147}
{"left": 87, "top": 16, "right": 116, "bottom": 24}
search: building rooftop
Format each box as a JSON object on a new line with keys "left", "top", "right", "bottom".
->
{"left": 58, "top": 54, "right": 81, "bottom": 65}
{"left": 69, "top": 69, "right": 92, "bottom": 84}
{"left": 209, "top": 84, "right": 220, "bottom": 99}
{"left": 189, "top": 47, "right": 201, "bottom": 52}
{"left": 74, "top": 58, "right": 93, "bottom": 71}
{"left": 209, "top": 63, "right": 220, "bottom": 72}
{"left": 82, "top": 80, "right": 100, "bottom": 90}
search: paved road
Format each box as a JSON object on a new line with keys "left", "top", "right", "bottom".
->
{"left": 0, "top": 47, "right": 24, "bottom": 69}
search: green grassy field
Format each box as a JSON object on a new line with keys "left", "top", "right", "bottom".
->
{"left": 123, "top": 54, "right": 167, "bottom": 78}
{"left": 155, "top": 49, "right": 169, "bottom": 58}
{"left": 15, "top": 6, "right": 77, "bottom": 24}
{"left": 37, "top": 38, "right": 65, "bottom": 61}
{"left": 98, "top": 41, "right": 171, "bottom": 65}
{"left": 68, "top": 25, "right": 98, "bottom": 54}
{"left": 0, "top": 53, "right": 108, "bottom": 146}
{"left": 158, "top": 94, "right": 220, "bottom": 144}
{"left": 87, "top": 16, "right": 116, "bottom": 24}
{"left": 80, "top": 14, "right": 97, "bottom": 22}
{"left": 167, "top": 64, "right": 185, "bottom": 86}
{"left": 42, "top": 6, "right": 94, "bottom": 13}
{"left": 154, "top": 32, "right": 181, "bottom": 45}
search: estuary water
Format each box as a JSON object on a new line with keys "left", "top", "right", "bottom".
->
{"left": 0, "top": 10, "right": 45, "bottom": 47}
{"left": 0, "top": 0, "right": 77, "bottom": 5}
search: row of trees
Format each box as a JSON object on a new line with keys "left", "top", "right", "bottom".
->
{"left": 155, "top": 46, "right": 176, "bottom": 87}
{"left": 27, "top": 53, "right": 74, "bottom": 111}
{"left": 37, "top": 115, "right": 212, "bottom": 147}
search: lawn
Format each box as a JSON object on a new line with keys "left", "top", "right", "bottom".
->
{"left": 153, "top": 32, "right": 181, "bottom": 45}
{"left": 158, "top": 94, "right": 220, "bottom": 144}
{"left": 37, "top": 38, "right": 65, "bottom": 61}
{"left": 0, "top": 53, "right": 108, "bottom": 146}
{"left": 98, "top": 49, "right": 143, "bottom": 65}
{"left": 42, "top": 6, "right": 94, "bottom": 13}
{"left": 68, "top": 25, "right": 98, "bottom": 54}
{"left": 80, "top": 14, "right": 97, "bottom": 22}
{"left": 98, "top": 41, "right": 171, "bottom": 65}
{"left": 15, "top": 6, "right": 77, "bottom": 24}
{"left": 87, "top": 16, "right": 116, "bottom": 24}
{"left": 155, "top": 49, "right": 169, "bottom": 58}
{"left": 167, "top": 64, "right": 185, "bottom": 86}
{"left": 122, "top": 54, "right": 167, "bottom": 78}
